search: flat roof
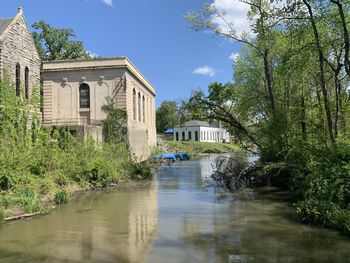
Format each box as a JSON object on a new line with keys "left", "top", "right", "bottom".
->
{"left": 42, "top": 57, "right": 156, "bottom": 96}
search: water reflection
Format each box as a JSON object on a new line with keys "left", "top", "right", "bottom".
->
{"left": 148, "top": 157, "right": 350, "bottom": 263}
{"left": 0, "top": 180, "right": 158, "bottom": 263}
{"left": 1, "top": 156, "right": 350, "bottom": 263}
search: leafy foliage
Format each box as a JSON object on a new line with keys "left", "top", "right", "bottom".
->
{"left": 32, "top": 20, "right": 90, "bottom": 61}
{"left": 156, "top": 100, "right": 180, "bottom": 133}
{"left": 187, "top": 0, "right": 350, "bottom": 234}
{"left": 102, "top": 97, "right": 127, "bottom": 144}
{"left": 0, "top": 76, "right": 147, "bottom": 218}
{"left": 0, "top": 208, "right": 4, "bottom": 225}
{"left": 53, "top": 189, "right": 69, "bottom": 205}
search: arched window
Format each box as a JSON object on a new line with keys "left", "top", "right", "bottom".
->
{"left": 79, "top": 83, "right": 90, "bottom": 108}
{"left": 142, "top": 96, "right": 145, "bottom": 123}
{"left": 133, "top": 89, "right": 137, "bottom": 120}
{"left": 138, "top": 92, "right": 141, "bottom": 122}
{"left": 16, "top": 63, "right": 20, "bottom": 97}
{"left": 25, "top": 67, "right": 29, "bottom": 99}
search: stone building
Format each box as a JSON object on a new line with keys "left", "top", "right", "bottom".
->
{"left": 42, "top": 58, "right": 157, "bottom": 161}
{"left": 0, "top": 8, "right": 41, "bottom": 97}
{"left": 0, "top": 8, "right": 156, "bottom": 161}
{"left": 174, "top": 120, "right": 230, "bottom": 143}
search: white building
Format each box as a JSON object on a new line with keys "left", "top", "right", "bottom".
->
{"left": 174, "top": 120, "right": 230, "bottom": 143}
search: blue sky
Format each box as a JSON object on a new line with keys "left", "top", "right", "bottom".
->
{"left": 2, "top": 0, "right": 246, "bottom": 107}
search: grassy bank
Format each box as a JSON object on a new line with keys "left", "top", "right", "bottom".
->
{"left": 0, "top": 77, "right": 151, "bottom": 224}
{"left": 0, "top": 132, "right": 152, "bottom": 222}
{"left": 165, "top": 141, "right": 239, "bottom": 155}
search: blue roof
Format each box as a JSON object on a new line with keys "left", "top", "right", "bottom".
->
{"left": 164, "top": 129, "right": 174, "bottom": 133}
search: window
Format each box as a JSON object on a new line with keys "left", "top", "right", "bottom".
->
{"left": 195, "top": 131, "right": 199, "bottom": 141}
{"left": 142, "top": 96, "right": 145, "bottom": 122}
{"left": 16, "top": 63, "right": 20, "bottom": 97}
{"left": 176, "top": 132, "right": 179, "bottom": 141}
{"left": 133, "top": 89, "right": 136, "bottom": 120}
{"left": 188, "top": 131, "right": 192, "bottom": 141}
{"left": 182, "top": 131, "right": 185, "bottom": 141}
{"left": 25, "top": 67, "right": 29, "bottom": 99}
{"left": 138, "top": 93, "right": 141, "bottom": 122}
{"left": 79, "top": 83, "right": 90, "bottom": 108}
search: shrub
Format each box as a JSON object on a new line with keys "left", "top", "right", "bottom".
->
{"left": 0, "top": 208, "right": 4, "bottom": 225}
{"left": 128, "top": 162, "right": 153, "bottom": 180}
{"left": 87, "top": 159, "right": 114, "bottom": 188}
{"left": 296, "top": 198, "right": 350, "bottom": 235}
{"left": 0, "top": 193, "right": 15, "bottom": 209}
{"left": 17, "top": 188, "right": 42, "bottom": 214}
{"left": 51, "top": 171, "right": 71, "bottom": 187}
{"left": 37, "top": 178, "right": 54, "bottom": 195}
{"left": 53, "top": 189, "right": 69, "bottom": 205}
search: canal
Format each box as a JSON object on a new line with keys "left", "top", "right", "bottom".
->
{"left": 0, "top": 155, "right": 350, "bottom": 262}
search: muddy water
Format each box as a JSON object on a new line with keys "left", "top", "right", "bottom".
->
{"left": 0, "top": 155, "right": 350, "bottom": 263}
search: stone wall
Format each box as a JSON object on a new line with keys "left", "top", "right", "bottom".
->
{"left": 0, "top": 9, "right": 41, "bottom": 97}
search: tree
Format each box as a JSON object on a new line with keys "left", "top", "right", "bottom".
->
{"left": 156, "top": 101, "right": 179, "bottom": 133}
{"left": 32, "top": 20, "right": 90, "bottom": 61}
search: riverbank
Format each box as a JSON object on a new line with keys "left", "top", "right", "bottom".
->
{"left": 2, "top": 156, "right": 350, "bottom": 262}
{"left": 211, "top": 154, "right": 350, "bottom": 236}
{"left": 0, "top": 79, "right": 153, "bottom": 225}
{"left": 0, "top": 137, "right": 152, "bottom": 225}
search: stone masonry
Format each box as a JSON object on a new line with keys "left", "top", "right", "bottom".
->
{"left": 0, "top": 8, "right": 41, "bottom": 96}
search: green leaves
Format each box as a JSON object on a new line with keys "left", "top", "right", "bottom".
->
{"left": 156, "top": 100, "right": 180, "bottom": 133}
{"left": 32, "top": 20, "right": 90, "bottom": 61}
{"left": 102, "top": 97, "right": 127, "bottom": 144}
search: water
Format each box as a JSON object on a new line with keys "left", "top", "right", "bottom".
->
{"left": 0, "top": 155, "right": 350, "bottom": 263}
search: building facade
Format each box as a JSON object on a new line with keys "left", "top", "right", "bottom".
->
{"left": 0, "top": 8, "right": 41, "bottom": 98}
{"left": 42, "top": 58, "right": 157, "bottom": 161}
{"left": 0, "top": 9, "right": 156, "bottom": 162}
{"left": 174, "top": 120, "right": 230, "bottom": 143}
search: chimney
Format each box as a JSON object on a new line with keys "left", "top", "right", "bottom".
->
{"left": 18, "top": 7, "right": 23, "bottom": 14}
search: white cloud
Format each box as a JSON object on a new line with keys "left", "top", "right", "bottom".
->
{"left": 229, "top": 52, "right": 240, "bottom": 61}
{"left": 101, "top": 0, "right": 113, "bottom": 7}
{"left": 211, "top": 0, "right": 251, "bottom": 37}
{"left": 192, "top": 66, "right": 216, "bottom": 77}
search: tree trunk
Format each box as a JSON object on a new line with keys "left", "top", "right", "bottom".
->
{"left": 303, "top": 0, "right": 336, "bottom": 145}
{"left": 263, "top": 49, "right": 276, "bottom": 112}
{"left": 331, "top": 0, "right": 350, "bottom": 76}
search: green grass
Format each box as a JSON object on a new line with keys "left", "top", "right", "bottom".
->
{"left": 166, "top": 141, "right": 240, "bottom": 155}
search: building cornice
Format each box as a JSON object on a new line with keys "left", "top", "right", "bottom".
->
{"left": 43, "top": 57, "right": 156, "bottom": 96}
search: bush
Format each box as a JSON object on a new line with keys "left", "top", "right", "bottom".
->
{"left": 87, "top": 159, "right": 114, "bottom": 188}
{"left": 17, "top": 188, "right": 42, "bottom": 214}
{"left": 128, "top": 162, "right": 153, "bottom": 180}
{"left": 296, "top": 198, "right": 350, "bottom": 235}
{"left": 0, "top": 208, "right": 4, "bottom": 225}
{"left": 53, "top": 189, "right": 69, "bottom": 205}
{"left": 0, "top": 193, "right": 15, "bottom": 209}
